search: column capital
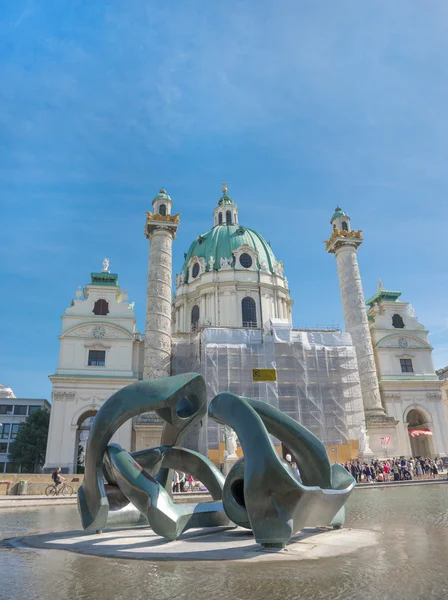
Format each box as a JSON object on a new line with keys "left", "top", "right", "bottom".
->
{"left": 325, "top": 229, "right": 363, "bottom": 254}
{"left": 144, "top": 212, "right": 180, "bottom": 240}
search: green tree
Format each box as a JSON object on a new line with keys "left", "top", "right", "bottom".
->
{"left": 8, "top": 408, "right": 50, "bottom": 473}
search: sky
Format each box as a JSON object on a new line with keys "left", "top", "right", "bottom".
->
{"left": 1, "top": 0, "right": 448, "bottom": 400}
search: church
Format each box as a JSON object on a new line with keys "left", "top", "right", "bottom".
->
{"left": 44, "top": 186, "right": 448, "bottom": 473}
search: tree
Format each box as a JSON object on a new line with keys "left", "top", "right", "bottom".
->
{"left": 8, "top": 408, "right": 50, "bottom": 473}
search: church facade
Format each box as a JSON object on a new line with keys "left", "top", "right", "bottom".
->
{"left": 44, "top": 186, "right": 448, "bottom": 472}
{"left": 44, "top": 267, "right": 143, "bottom": 472}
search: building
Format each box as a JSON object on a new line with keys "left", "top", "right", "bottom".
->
{"left": 44, "top": 187, "right": 448, "bottom": 471}
{"left": 43, "top": 263, "right": 143, "bottom": 473}
{"left": 0, "top": 384, "right": 50, "bottom": 473}
{"left": 326, "top": 206, "right": 448, "bottom": 458}
{"left": 173, "top": 184, "right": 292, "bottom": 332}
{"left": 366, "top": 289, "right": 448, "bottom": 457}
{"left": 436, "top": 367, "right": 448, "bottom": 436}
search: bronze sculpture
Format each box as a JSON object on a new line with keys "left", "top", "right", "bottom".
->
{"left": 78, "top": 373, "right": 355, "bottom": 548}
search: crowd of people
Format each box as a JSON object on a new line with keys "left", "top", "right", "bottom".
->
{"left": 172, "top": 456, "right": 446, "bottom": 492}
{"left": 343, "top": 457, "right": 446, "bottom": 483}
{"left": 172, "top": 471, "right": 206, "bottom": 492}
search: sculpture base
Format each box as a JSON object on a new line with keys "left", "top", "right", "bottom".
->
{"left": 16, "top": 526, "right": 378, "bottom": 563}
{"left": 223, "top": 455, "right": 239, "bottom": 475}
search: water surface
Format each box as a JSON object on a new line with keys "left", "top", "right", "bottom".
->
{"left": 1, "top": 486, "right": 448, "bottom": 600}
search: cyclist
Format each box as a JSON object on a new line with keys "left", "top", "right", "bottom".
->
{"left": 52, "top": 467, "right": 65, "bottom": 490}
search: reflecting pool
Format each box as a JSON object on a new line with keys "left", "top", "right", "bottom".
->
{"left": 1, "top": 486, "right": 448, "bottom": 600}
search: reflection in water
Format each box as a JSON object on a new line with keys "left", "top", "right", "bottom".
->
{"left": 1, "top": 486, "right": 448, "bottom": 600}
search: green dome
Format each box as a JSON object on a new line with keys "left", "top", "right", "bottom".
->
{"left": 330, "top": 207, "right": 347, "bottom": 222}
{"left": 182, "top": 224, "right": 278, "bottom": 281}
{"left": 154, "top": 188, "right": 171, "bottom": 201}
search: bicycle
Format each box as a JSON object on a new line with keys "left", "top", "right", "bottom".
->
{"left": 45, "top": 481, "right": 74, "bottom": 497}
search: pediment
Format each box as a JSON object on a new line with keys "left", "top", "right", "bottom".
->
{"left": 376, "top": 334, "right": 431, "bottom": 350}
{"left": 62, "top": 322, "right": 134, "bottom": 340}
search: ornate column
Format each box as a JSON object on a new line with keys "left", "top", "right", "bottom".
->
{"left": 143, "top": 212, "right": 179, "bottom": 379}
{"left": 326, "top": 228, "right": 386, "bottom": 419}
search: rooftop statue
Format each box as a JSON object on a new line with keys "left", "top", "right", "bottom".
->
{"left": 78, "top": 373, "right": 355, "bottom": 549}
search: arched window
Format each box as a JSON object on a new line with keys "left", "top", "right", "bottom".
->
{"left": 93, "top": 299, "right": 109, "bottom": 316}
{"left": 392, "top": 313, "right": 405, "bottom": 328}
{"left": 192, "top": 263, "right": 200, "bottom": 278}
{"left": 219, "top": 212, "right": 223, "bottom": 225}
{"left": 341, "top": 221, "right": 348, "bottom": 231}
{"left": 191, "top": 305, "right": 200, "bottom": 332}
{"left": 226, "top": 210, "right": 232, "bottom": 225}
{"left": 242, "top": 297, "right": 257, "bottom": 328}
{"left": 159, "top": 204, "right": 167, "bottom": 216}
{"left": 76, "top": 410, "right": 97, "bottom": 474}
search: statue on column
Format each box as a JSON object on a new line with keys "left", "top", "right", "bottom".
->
{"left": 355, "top": 425, "right": 373, "bottom": 456}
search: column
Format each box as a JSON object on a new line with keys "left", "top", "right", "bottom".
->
{"left": 334, "top": 244, "right": 385, "bottom": 417}
{"left": 144, "top": 227, "right": 175, "bottom": 379}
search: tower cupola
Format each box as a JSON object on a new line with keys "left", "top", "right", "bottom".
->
{"left": 152, "top": 189, "right": 172, "bottom": 216}
{"left": 330, "top": 207, "right": 351, "bottom": 232}
{"left": 213, "top": 183, "right": 239, "bottom": 226}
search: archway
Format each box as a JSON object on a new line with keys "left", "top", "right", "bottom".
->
{"left": 407, "top": 409, "right": 433, "bottom": 458}
{"left": 75, "top": 410, "right": 97, "bottom": 474}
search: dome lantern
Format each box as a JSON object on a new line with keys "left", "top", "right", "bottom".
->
{"left": 152, "top": 188, "right": 172, "bottom": 217}
{"left": 330, "top": 206, "right": 351, "bottom": 232}
{"left": 213, "top": 182, "right": 239, "bottom": 226}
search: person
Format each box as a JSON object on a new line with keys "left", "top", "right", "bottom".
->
{"left": 290, "top": 461, "right": 302, "bottom": 483}
{"left": 172, "top": 470, "right": 180, "bottom": 493}
{"left": 431, "top": 461, "right": 438, "bottom": 479}
{"left": 393, "top": 463, "right": 400, "bottom": 482}
{"left": 179, "top": 471, "right": 186, "bottom": 492}
{"left": 52, "top": 467, "right": 65, "bottom": 489}
{"left": 187, "top": 474, "right": 195, "bottom": 491}
{"left": 415, "top": 460, "right": 423, "bottom": 478}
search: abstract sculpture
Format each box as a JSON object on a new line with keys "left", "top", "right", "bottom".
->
{"left": 78, "top": 373, "right": 355, "bottom": 549}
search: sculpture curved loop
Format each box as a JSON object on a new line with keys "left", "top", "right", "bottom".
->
{"left": 209, "top": 392, "right": 355, "bottom": 547}
{"left": 78, "top": 373, "right": 207, "bottom": 531}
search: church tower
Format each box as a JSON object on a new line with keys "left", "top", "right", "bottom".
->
{"left": 143, "top": 189, "right": 179, "bottom": 379}
{"left": 325, "top": 208, "right": 387, "bottom": 421}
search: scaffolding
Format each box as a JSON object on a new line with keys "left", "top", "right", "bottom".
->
{"left": 171, "top": 323, "right": 365, "bottom": 457}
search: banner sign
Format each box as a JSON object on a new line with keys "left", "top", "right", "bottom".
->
{"left": 252, "top": 368, "right": 277, "bottom": 382}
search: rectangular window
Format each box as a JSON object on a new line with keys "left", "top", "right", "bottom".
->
{"left": 88, "top": 350, "right": 106, "bottom": 367}
{"left": 0, "top": 462, "right": 5, "bottom": 473}
{"left": 13, "top": 405, "right": 27, "bottom": 416}
{"left": 400, "top": 358, "right": 414, "bottom": 373}
{"left": 0, "top": 424, "right": 10, "bottom": 439}
{"left": 0, "top": 405, "right": 13, "bottom": 415}
{"left": 28, "top": 406, "right": 40, "bottom": 415}
{"left": 0, "top": 443, "right": 7, "bottom": 454}
{"left": 10, "top": 424, "right": 20, "bottom": 439}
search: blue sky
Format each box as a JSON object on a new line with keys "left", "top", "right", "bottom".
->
{"left": 1, "top": 1, "right": 448, "bottom": 400}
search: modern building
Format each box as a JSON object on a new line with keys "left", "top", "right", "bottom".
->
{"left": 43, "top": 187, "right": 448, "bottom": 472}
{"left": 0, "top": 384, "right": 50, "bottom": 473}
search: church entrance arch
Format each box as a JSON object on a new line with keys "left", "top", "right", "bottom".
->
{"left": 406, "top": 408, "right": 433, "bottom": 458}
{"left": 75, "top": 409, "right": 97, "bottom": 474}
